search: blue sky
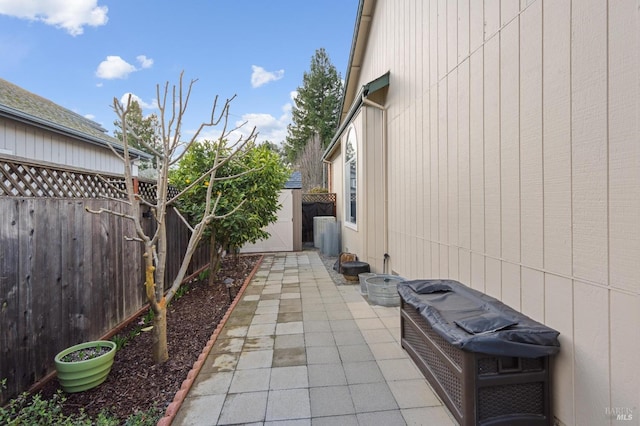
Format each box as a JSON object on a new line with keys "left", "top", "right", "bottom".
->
{"left": 0, "top": 0, "right": 359, "bottom": 144}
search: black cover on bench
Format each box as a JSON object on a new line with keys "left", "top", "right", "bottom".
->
{"left": 397, "top": 279, "right": 560, "bottom": 358}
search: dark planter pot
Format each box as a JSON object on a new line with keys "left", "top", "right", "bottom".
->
{"left": 54, "top": 340, "right": 117, "bottom": 393}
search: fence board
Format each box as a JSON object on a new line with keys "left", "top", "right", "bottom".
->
{"left": 0, "top": 198, "right": 19, "bottom": 392}
{"left": 33, "top": 199, "right": 62, "bottom": 377}
{"left": 79, "top": 200, "right": 94, "bottom": 343}
{"left": 18, "top": 199, "right": 36, "bottom": 388}
{"left": 109, "top": 202, "right": 122, "bottom": 325}
{"left": 59, "top": 201, "right": 75, "bottom": 365}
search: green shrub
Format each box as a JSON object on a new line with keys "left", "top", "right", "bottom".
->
{"left": 123, "top": 406, "right": 163, "bottom": 426}
{"left": 111, "top": 334, "right": 129, "bottom": 350}
{"left": 0, "top": 390, "right": 98, "bottom": 425}
{"left": 309, "top": 186, "right": 328, "bottom": 193}
{"left": 0, "top": 380, "right": 162, "bottom": 426}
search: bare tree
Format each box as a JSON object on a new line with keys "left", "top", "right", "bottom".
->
{"left": 297, "top": 132, "right": 324, "bottom": 191}
{"left": 87, "top": 72, "right": 257, "bottom": 363}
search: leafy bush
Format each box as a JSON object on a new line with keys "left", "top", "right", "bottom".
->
{"left": 111, "top": 334, "right": 129, "bottom": 351}
{"left": 0, "top": 380, "right": 162, "bottom": 425}
{"left": 123, "top": 406, "right": 163, "bottom": 426}
{"left": 0, "top": 389, "right": 111, "bottom": 425}
{"left": 309, "top": 186, "right": 328, "bottom": 193}
{"left": 171, "top": 141, "right": 290, "bottom": 272}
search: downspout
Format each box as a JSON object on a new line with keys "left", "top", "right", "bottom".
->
{"left": 361, "top": 97, "right": 388, "bottom": 273}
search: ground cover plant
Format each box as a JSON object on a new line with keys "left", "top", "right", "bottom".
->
{"left": 6, "top": 255, "right": 262, "bottom": 424}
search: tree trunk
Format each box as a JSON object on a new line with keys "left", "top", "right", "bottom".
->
{"left": 232, "top": 246, "right": 240, "bottom": 266}
{"left": 152, "top": 302, "right": 168, "bottom": 363}
{"left": 208, "top": 230, "right": 219, "bottom": 286}
{"left": 143, "top": 247, "right": 168, "bottom": 364}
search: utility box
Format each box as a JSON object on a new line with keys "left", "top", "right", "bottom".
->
{"left": 313, "top": 216, "right": 336, "bottom": 250}
{"left": 398, "top": 280, "right": 560, "bottom": 426}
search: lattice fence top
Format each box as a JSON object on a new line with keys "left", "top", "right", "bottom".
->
{"left": 138, "top": 180, "right": 179, "bottom": 200}
{"left": 0, "top": 157, "right": 176, "bottom": 201}
{"left": 302, "top": 192, "right": 336, "bottom": 203}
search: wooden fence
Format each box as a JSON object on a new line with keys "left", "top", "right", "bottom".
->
{"left": 0, "top": 158, "right": 209, "bottom": 404}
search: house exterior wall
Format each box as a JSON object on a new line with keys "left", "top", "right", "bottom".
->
{"left": 328, "top": 152, "right": 343, "bottom": 225}
{"left": 330, "top": 116, "right": 363, "bottom": 257}
{"left": 332, "top": 108, "right": 386, "bottom": 272}
{"left": 362, "top": 106, "right": 386, "bottom": 273}
{"left": 0, "top": 116, "right": 126, "bottom": 175}
{"left": 337, "top": 1, "right": 640, "bottom": 424}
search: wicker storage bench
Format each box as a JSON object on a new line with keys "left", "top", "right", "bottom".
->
{"left": 398, "top": 280, "right": 560, "bottom": 426}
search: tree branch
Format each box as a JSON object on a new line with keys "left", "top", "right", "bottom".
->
{"left": 85, "top": 206, "right": 136, "bottom": 221}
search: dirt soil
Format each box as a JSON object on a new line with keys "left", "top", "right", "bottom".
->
{"left": 39, "top": 254, "right": 261, "bottom": 423}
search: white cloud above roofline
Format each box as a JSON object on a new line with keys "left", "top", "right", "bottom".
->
{"left": 251, "top": 65, "right": 284, "bottom": 88}
{"left": 96, "top": 56, "right": 136, "bottom": 79}
{"left": 0, "top": 0, "right": 108, "bottom": 36}
{"left": 136, "top": 55, "right": 153, "bottom": 69}
{"left": 95, "top": 54, "right": 154, "bottom": 80}
{"left": 119, "top": 92, "right": 156, "bottom": 110}
{"left": 194, "top": 101, "right": 291, "bottom": 145}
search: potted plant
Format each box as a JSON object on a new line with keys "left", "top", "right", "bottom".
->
{"left": 54, "top": 340, "right": 116, "bottom": 393}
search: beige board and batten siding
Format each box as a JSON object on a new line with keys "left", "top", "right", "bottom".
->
{"left": 336, "top": 0, "right": 640, "bottom": 425}
{"left": 362, "top": 106, "right": 385, "bottom": 273}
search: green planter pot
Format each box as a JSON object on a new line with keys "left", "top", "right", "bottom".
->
{"left": 54, "top": 340, "right": 116, "bottom": 393}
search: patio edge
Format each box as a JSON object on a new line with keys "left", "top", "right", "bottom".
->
{"left": 157, "top": 254, "right": 264, "bottom": 426}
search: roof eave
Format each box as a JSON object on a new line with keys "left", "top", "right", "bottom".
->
{"left": 340, "top": 0, "right": 376, "bottom": 124}
{"left": 324, "top": 0, "right": 377, "bottom": 161}
{"left": 323, "top": 71, "right": 390, "bottom": 161}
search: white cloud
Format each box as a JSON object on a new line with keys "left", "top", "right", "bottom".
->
{"left": 84, "top": 113, "right": 95, "bottom": 120}
{"left": 96, "top": 56, "right": 136, "bottom": 79}
{"left": 119, "top": 92, "right": 156, "bottom": 110}
{"left": 0, "top": 0, "right": 108, "bottom": 36}
{"left": 251, "top": 65, "right": 284, "bottom": 88}
{"left": 95, "top": 54, "right": 153, "bottom": 79}
{"left": 196, "top": 102, "right": 291, "bottom": 145}
{"left": 136, "top": 55, "right": 153, "bottom": 69}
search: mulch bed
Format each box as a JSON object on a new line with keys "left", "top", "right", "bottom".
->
{"left": 38, "top": 254, "right": 261, "bottom": 423}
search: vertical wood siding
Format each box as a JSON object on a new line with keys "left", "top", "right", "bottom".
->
{"left": 350, "top": 0, "right": 640, "bottom": 423}
{"left": 0, "top": 117, "right": 126, "bottom": 175}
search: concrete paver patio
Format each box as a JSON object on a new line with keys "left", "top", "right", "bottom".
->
{"left": 171, "top": 251, "right": 456, "bottom": 426}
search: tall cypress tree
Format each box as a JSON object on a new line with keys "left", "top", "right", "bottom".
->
{"left": 284, "top": 48, "right": 343, "bottom": 164}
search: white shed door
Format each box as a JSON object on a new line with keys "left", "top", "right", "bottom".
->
{"left": 240, "top": 190, "right": 293, "bottom": 253}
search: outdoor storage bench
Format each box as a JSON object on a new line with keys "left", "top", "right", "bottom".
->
{"left": 398, "top": 279, "right": 560, "bottom": 426}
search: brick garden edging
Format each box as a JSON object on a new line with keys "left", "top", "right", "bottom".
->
{"left": 157, "top": 254, "right": 264, "bottom": 426}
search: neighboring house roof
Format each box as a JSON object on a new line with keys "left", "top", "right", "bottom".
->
{"left": 0, "top": 78, "right": 150, "bottom": 160}
{"left": 284, "top": 170, "right": 302, "bottom": 189}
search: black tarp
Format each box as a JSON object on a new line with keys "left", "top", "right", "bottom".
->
{"left": 398, "top": 279, "right": 560, "bottom": 358}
